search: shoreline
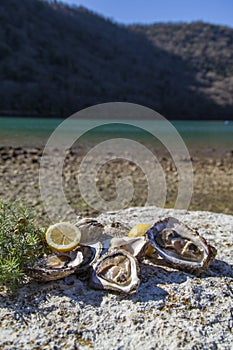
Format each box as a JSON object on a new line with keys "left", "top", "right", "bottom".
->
{"left": 0, "top": 113, "right": 233, "bottom": 121}
{"left": 0, "top": 145, "right": 232, "bottom": 225}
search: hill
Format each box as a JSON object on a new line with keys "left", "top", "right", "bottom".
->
{"left": 0, "top": 0, "right": 233, "bottom": 119}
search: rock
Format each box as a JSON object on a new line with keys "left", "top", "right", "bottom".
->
{"left": 0, "top": 207, "right": 233, "bottom": 349}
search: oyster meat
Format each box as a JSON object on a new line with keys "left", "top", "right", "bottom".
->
{"left": 146, "top": 217, "right": 217, "bottom": 274}
{"left": 90, "top": 249, "right": 140, "bottom": 294}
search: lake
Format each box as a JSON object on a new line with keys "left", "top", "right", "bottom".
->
{"left": 0, "top": 117, "right": 232, "bottom": 150}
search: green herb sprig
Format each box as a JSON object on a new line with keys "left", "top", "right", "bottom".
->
{"left": 0, "top": 201, "right": 49, "bottom": 291}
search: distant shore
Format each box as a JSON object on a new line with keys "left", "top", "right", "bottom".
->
{"left": 0, "top": 145, "right": 232, "bottom": 225}
{"left": 0, "top": 111, "right": 232, "bottom": 120}
{"left": 0, "top": 111, "right": 62, "bottom": 119}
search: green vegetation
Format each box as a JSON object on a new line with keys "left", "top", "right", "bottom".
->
{"left": 0, "top": 201, "right": 48, "bottom": 291}
{"left": 0, "top": 0, "right": 232, "bottom": 118}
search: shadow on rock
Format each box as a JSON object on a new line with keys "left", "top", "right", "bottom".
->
{"left": 0, "top": 276, "right": 105, "bottom": 323}
{"left": 2, "top": 258, "right": 231, "bottom": 322}
{"left": 201, "top": 259, "right": 233, "bottom": 278}
{"left": 142, "top": 255, "right": 233, "bottom": 280}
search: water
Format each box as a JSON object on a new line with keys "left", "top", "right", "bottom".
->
{"left": 0, "top": 117, "right": 232, "bottom": 150}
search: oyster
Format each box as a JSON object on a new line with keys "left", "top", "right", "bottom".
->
{"left": 104, "top": 221, "right": 131, "bottom": 238}
{"left": 108, "top": 236, "right": 148, "bottom": 260}
{"left": 76, "top": 218, "right": 130, "bottom": 243}
{"left": 146, "top": 217, "right": 217, "bottom": 274}
{"left": 28, "top": 250, "right": 83, "bottom": 281}
{"left": 75, "top": 218, "right": 107, "bottom": 243}
{"left": 29, "top": 242, "right": 102, "bottom": 281}
{"left": 90, "top": 249, "right": 140, "bottom": 294}
{"left": 78, "top": 241, "right": 102, "bottom": 270}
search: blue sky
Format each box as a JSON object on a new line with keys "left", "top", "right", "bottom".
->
{"left": 61, "top": 0, "right": 233, "bottom": 27}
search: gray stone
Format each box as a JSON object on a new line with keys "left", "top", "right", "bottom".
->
{"left": 0, "top": 207, "right": 233, "bottom": 349}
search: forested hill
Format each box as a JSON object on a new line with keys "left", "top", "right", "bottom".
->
{"left": 0, "top": 0, "right": 233, "bottom": 119}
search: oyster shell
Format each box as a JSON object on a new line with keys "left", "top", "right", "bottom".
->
{"left": 78, "top": 241, "right": 103, "bottom": 270}
{"left": 75, "top": 218, "right": 130, "bottom": 243}
{"left": 90, "top": 249, "right": 140, "bottom": 294}
{"left": 29, "top": 242, "right": 102, "bottom": 282}
{"left": 108, "top": 236, "right": 148, "bottom": 260}
{"left": 146, "top": 217, "right": 217, "bottom": 274}
{"left": 75, "top": 218, "right": 107, "bottom": 243}
{"left": 28, "top": 250, "right": 83, "bottom": 281}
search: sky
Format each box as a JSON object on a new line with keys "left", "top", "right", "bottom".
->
{"left": 61, "top": 0, "right": 233, "bottom": 27}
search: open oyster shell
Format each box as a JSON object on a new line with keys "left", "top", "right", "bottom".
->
{"left": 146, "top": 217, "right": 217, "bottom": 275}
{"left": 29, "top": 242, "right": 102, "bottom": 282}
{"left": 77, "top": 242, "right": 102, "bottom": 270}
{"left": 28, "top": 250, "right": 84, "bottom": 281}
{"left": 90, "top": 249, "right": 140, "bottom": 294}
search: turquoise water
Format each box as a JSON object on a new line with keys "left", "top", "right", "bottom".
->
{"left": 0, "top": 117, "right": 232, "bottom": 149}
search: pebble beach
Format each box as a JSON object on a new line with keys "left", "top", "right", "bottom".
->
{"left": 0, "top": 145, "right": 232, "bottom": 225}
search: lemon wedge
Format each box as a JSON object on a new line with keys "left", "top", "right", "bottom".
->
{"left": 128, "top": 224, "right": 151, "bottom": 237}
{"left": 45, "top": 222, "right": 81, "bottom": 252}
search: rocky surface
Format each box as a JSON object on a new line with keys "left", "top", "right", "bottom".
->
{"left": 0, "top": 206, "right": 233, "bottom": 349}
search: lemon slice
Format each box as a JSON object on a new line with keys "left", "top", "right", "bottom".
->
{"left": 45, "top": 222, "right": 81, "bottom": 252}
